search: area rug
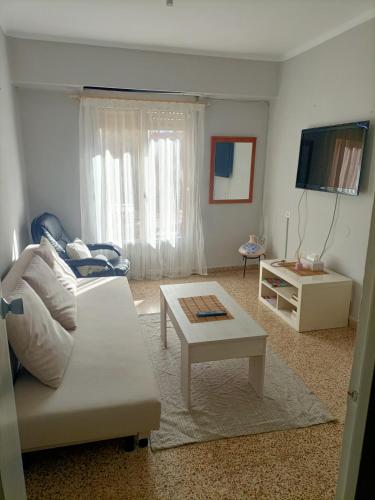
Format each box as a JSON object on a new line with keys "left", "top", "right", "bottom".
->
{"left": 139, "top": 314, "right": 334, "bottom": 451}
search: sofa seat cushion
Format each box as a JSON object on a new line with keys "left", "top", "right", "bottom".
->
{"left": 14, "top": 277, "right": 161, "bottom": 452}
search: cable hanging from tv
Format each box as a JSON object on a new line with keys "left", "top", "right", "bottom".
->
{"left": 320, "top": 192, "right": 340, "bottom": 260}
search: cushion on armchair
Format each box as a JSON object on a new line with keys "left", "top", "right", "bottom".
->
{"left": 66, "top": 239, "right": 109, "bottom": 277}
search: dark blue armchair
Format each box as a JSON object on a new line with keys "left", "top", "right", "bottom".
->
{"left": 31, "top": 213, "right": 130, "bottom": 278}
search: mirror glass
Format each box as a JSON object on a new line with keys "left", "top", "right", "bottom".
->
{"left": 209, "top": 137, "right": 256, "bottom": 204}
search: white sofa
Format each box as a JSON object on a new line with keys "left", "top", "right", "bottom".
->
{"left": 3, "top": 245, "right": 161, "bottom": 452}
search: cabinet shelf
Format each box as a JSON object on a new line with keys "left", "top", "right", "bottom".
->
{"left": 262, "top": 296, "right": 277, "bottom": 308}
{"left": 261, "top": 280, "right": 298, "bottom": 306}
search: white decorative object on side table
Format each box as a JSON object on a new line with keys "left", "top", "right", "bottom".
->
{"left": 238, "top": 234, "right": 266, "bottom": 277}
{"left": 160, "top": 281, "right": 268, "bottom": 408}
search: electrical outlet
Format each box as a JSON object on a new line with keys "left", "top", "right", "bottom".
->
{"left": 285, "top": 210, "right": 291, "bottom": 219}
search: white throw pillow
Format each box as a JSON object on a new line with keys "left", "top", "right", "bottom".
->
{"left": 23, "top": 254, "right": 77, "bottom": 331}
{"left": 66, "top": 238, "right": 108, "bottom": 277}
{"left": 66, "top": 238, "right": 91, "bottom": 260}
{"left": 34, "top": 236, "right": 77, "bottom": 295}
{"left": 6, "top": 280, "right": 74, "bottom": 389}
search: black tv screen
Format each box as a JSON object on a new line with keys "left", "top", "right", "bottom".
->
{"left": 296, "top": 121, "right": 369, "bottom": 195}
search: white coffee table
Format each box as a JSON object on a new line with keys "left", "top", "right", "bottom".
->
{"left": 160, "top": 281, "right": 268, "bottom": 408}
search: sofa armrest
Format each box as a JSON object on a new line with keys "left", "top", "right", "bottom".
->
{"left": 87, "top": 243, "right": 121, "bottom": 256}
{"left": 65, "top": 258, "right": 114, "bottom": 270}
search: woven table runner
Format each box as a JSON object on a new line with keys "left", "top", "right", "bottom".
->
{"left": 277, "top": 261, "right": 328, "bottom": 276}
{"left": 178, "top": 295, "right": 234, "bottom": 323}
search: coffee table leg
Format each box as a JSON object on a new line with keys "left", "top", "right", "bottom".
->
{"left": 249, "top": 355, "right": 265, "bottom": 398}
{"left": 160, "top": 291, "right": 167, "bottom": 349}
{"left": 181, "top": 343, "right": 191, "bottom": 408}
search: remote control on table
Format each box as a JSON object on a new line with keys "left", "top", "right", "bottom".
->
{"left": 196, "top": 310, "right": 227, "bottom": 318}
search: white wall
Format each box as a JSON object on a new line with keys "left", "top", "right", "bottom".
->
{"left": 263, "top": 19, "right": 375, "bottom": 320}
{"left": 8, "top": 38, "right": 279, "bottom": 100}
{"left": 12, "top": 20, "right": 375, "bottom": 296}
{"left": 202, "top": 100, "right": 268, "bottom": 267}
{"left": 17, "top": 90, "right": 81, "bottom": 238}
{"left": 18, "top": 90, "right": 268, "bottom": 268}
{"left": 0, "top": 29, "right": 29, "bottom": 276}
{"left": 10, "top": 37, "right": 274, "bottom": 268}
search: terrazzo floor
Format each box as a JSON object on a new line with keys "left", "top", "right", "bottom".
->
{"left": 24, "top": 268, "right": 355, "bottom": 500}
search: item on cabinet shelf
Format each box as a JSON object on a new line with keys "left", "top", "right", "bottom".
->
{"left": 301, "top": 255, "right": 325, "bottom": 272}
{"left": 265, "top": 278, "right": 288, "bottom": 288}
{"left": 239, "top": 235, "right": 266, "bottom": 278}
{"left": 273, "top": 260, "right": 327, "bottom": 277}
{"left": 294, "top": 259, "right": 304, "bottom": 272}
{"left": 292, "top": 266, "right": 327, "bottom": 277}
{"left": 263, "top": 296, "right": 277, "bottom": 307}
{"left": 306, "top": 253, "right": 320, "bottom": 262}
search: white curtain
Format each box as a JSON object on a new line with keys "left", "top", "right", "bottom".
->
{"left": 79, "top": 97, "right": 207, "bottom": 279}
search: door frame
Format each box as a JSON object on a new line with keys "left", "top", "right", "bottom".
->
{"left": 336, "top": 194, "right": 375, "bottom": 498}
{"left": 0, "top": 288, "right": 26, "bottom": 500}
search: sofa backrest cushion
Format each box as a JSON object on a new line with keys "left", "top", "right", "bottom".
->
{"left": 6, "top": 279, "right": 74, "bottom": 389}
{"left": 34, "top": 237, "right": 77, "bottom": 295}
{"left": 2, "top": 244, "right": 76, "bottom": 381}
{"left": 2, "top": 245, "right": 37, "bottom": 297}
{"left": 23, "top": 255, "right": 77, "bottom": 331}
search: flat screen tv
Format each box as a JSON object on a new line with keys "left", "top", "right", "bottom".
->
{"left": 296, "top": 121, "right": 369, "bottom": 195}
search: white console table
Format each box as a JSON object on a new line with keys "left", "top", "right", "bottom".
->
{"left": 259, "top": 260, "right": 352, "bottom": 332}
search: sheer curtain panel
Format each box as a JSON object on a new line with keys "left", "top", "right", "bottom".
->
{"left": 79, "top": 97, "right": 207, "bottom": 279}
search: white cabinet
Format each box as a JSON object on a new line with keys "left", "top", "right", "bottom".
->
{"left": 258, "top": 260, "right": 352, "bottom": 332}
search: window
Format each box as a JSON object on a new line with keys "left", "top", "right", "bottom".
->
{"left": 80, "top": 98, "right": 207, "bottom": 279}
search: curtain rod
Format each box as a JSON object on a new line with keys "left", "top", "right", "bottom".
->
{"left": 70, "top": 86, "right": 206, "bottom": 105}
{"left": 84, "top": 86, "right": 184, "bottom": 95}
{"left": 70, "top": 93, "right": 206, "bottom": 105}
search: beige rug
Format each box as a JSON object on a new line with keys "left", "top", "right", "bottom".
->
{"left": 139, "top": 314, "right": 334, "bottom": 451}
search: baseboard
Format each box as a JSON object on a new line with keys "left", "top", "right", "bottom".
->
{"left": 208, "top": 265, "right": 242, "bottom": 273}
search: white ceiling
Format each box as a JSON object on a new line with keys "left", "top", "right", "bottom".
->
{"left": 0, "top": 0, "right": 374, "bottom": 61}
